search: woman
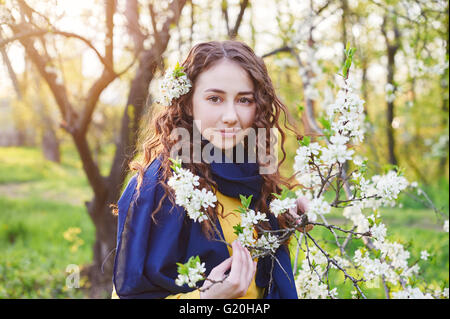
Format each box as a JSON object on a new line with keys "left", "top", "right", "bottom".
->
{"left": 112, "top": 40, "right": 311, "bottom": 299}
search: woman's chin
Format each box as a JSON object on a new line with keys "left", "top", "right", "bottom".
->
{"left": 209, "top": 139, "right": 237, "bottom": 150}
{"left": 203, "top": 132, "right": 242, "bottom": 150}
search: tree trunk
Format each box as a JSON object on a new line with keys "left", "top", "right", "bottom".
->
{"left": 382, "top": 15, "right": 400, "bottom": 167}
{"left": 42, "top": 125, "right": 60, "bottom": 163}
{"left": 84, "top": 194, "right": 118, "bottom": 298}
{"left": 87, "top": 1, "right": 188, "bottom": 298}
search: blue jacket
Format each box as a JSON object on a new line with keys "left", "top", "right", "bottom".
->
{"left": 112, "top": 156, "right": 298, "bottom": 299}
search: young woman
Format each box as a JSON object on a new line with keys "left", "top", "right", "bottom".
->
{"left": 112, "top": 40, "right": 311, "bottom": 299}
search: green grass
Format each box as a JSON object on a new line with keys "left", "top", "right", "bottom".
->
{"left": 0, "top": 146, "right": 95, "bottom": 298}
{"left": 0, "top": 145, "right": 448, "bottom": 298}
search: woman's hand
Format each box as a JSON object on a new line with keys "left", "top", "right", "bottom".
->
{"left": 199, "top": 240, "right": 256, "bottom": 299}
{"left": 287, "top": 196, "right": 314, "bottom": 233}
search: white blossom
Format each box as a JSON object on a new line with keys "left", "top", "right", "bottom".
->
{"left": 371, "top": 222, "right": 387, "bottom": 242}
{"left": 238, "top": 227, "right": 257, "bottom": 248}
{"left": 175, "top": 261, "right": 206, "bottom": 288}
{"left": 385, "top": 83, "right": 396, "bottom": 103}
{"left": 305, "top": 197, "right": 331, "bottom": 222}
{"left": 168, "top": 161, "right": 216, "bottom": 223}
{"left": 270, "top": 197, "right": 297, "bottom": 217}
{"left": 320, "top": 138, "right": 355, "bottom": 165}
{"left": 295, "top": 248, "right": 338, "bottom": 299}
{"left": 156, "top": 62, "right": 192, "bottom": 107}
{"left": 256, "top": 233, "right": 280, "bottom": 253}
{"left": 420, "top": 250, "right": 430, "bottom": 261}
{"left": 392, "top": 286, "right": 434, "bottom": 299}
{"left": 241, "top": 209, "right": 268, "bottom": 227}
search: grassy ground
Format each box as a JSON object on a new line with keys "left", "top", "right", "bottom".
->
{"left": 0, "top": 145, "right": 448, "bottom": 298}
{"left": 0, "top": 146, "right": 95, "bottom": 298}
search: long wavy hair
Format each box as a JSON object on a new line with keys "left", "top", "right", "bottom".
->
{"left": 120, "top": 40, "right": 304, "bottom": 240}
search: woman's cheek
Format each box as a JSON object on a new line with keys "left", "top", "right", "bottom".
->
{"left": 242, "top": 106, "right": 257, "bottom": 129}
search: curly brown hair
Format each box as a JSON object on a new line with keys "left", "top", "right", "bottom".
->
{"left": 121, "top": 40, "right": 304, "bottom": 239}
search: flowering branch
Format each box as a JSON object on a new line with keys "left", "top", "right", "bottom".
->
{"left": 166, "top": 44, "right": 448, "bottom": 299}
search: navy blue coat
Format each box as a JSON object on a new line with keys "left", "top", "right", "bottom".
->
{"left": 112, "top": 156, "right": 298, "bottom": 299}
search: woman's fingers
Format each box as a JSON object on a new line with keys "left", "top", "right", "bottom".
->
{"left": 243, "top": 245, "right": 255, "bottom": 289}
{"left": 236, "top": 241, "right": 250, "bottom": 291}
{"left": 202, "top": 241, "right": 258, "bottom": 299}
{"left": 210, "top": 256, "right": 233, "bottom": 277}
{"left": 237, "top": 241, "right": 256, "bottom": 296}
{"left": 228, "top": 240, "right": 256, "bottom": 297}
{"left": 228, "top": 241, "right": 243, "bottom": 285}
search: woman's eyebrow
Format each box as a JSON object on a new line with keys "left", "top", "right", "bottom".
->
{"left": 204, "top": 88, "right": 254, "bottom": 95}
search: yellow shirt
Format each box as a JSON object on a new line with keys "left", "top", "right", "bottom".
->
{"left": 112, "top": 190, "right": 264, "bottom": 299}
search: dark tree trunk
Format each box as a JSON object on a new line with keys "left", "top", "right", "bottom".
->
{"left": 86, "top": 1, "right": 188, "bottom": 298}
{"left": 382, "top": 15, "right": 400, "bottom": 167}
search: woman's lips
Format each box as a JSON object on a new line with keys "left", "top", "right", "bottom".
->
{"left": 218, "top": 128, "right": 240, "bottom": 137}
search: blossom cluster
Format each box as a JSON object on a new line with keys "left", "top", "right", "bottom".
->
{"left": 391, "top": 286, "right": 433, "bottom": 299}
{"left": 326, "top": 73, "right": 366, "bottom": 144}
{"left": 269, "top": 197, "right": 297, "bottom": 217}
{"left": 175, "top": 256, "right": 206, "bottom": 288}
{"left": 232, "top": 195, "right": 271, "bottom": 250}
{"left": 295, "top": 247, "right": 338, "bottom": 299}
{"left": 342, "top": 171, "right": 410, "bottom": 233}
{"left": 304, "top": 196, "right": 331, "bottom": 223}
{"left": 385, "top": 83, "right": 397, "bottom": 103}
{"left": 236, "top": 208, "right": 269, "bottom": 248}
{"left": 168, "top": 159, "right": 292, "bottom": 285}
{"left": 155, "top": 62, "right": 192, "bottom": 107}
{"left": 291, "top": 52, "right": 448, "bottom": 298}
{"left": 167, "top": 157, "right": 216, "bottom": 223}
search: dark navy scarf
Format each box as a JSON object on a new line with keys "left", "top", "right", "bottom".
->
{"left": 112, "top": 139, "right": 298, "bottom": 299}
{"left": 198, "top": 138, "right": 263, "bottom": 204}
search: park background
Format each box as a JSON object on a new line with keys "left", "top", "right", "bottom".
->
{"left": 0, "top": 0, "right": 448, "bottom": 298}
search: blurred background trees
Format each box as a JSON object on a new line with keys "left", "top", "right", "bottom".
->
{"left": 0, "top": 0, "right": 448, "bottom": 298}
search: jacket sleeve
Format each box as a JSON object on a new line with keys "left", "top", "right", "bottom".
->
{"left": 112, "top": 158, "right": 198, "bottom": 298}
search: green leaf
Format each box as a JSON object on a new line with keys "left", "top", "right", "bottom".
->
{"left": 169, "top": 157, "right": 182, "bottom": 171}
{"left": 271, "top": 192, "right": 281, "bottom": 200}
{"left": 278, "top": 186, "right": 296, "bottom": 200}
{"left": 239, "top": 194, "right": 252, "bottom": 209}
{"left": 318, "top": 116, "right": 331, "bottom": 130}
{"left": 373, "top": 249, "right": 381, "bottom": 259}
{"left": 176, "top": 263, "right": 189, "bottom": 276}
{"left": 233, "top": 224, "right": 244, "bottom": 236}
{"left": 233, "top": 207, "right": 246, "bottom": 214}
{"left": 300, "top": 136, "right": 311, "bottom": 146}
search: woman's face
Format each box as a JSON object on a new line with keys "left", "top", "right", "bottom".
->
{"left": 192, "top": 59, "right": 257, "bottom": 150}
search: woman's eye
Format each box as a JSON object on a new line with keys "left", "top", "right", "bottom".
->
{"left": 207, "top": 96, "right": 254, "bottom": 104}
{"left": 208, "top": 96, "right": 221, "bottom": 103}
{"left": 239, "top": 97, "right": 254, "bottom": 104}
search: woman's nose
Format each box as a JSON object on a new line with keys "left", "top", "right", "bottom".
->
{"left": 222, "top": 102, "right": 238, "bottom": 125}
